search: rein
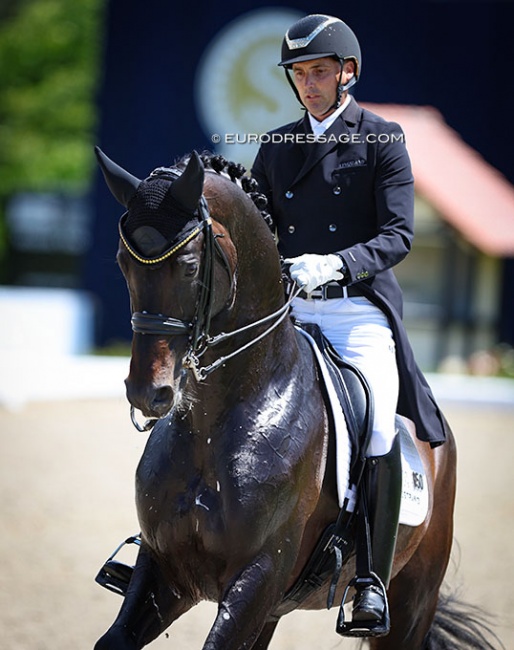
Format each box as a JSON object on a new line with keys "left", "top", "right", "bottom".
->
{"left": 182, "top": 285, "right": 300, "bottom": 382}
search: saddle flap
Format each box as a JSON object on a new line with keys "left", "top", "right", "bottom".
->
{"left": 296, "top": 322, "right": 373, "bottom": 462}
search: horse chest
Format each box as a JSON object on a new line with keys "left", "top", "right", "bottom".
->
{"left": 135, "top": 418, "right": 302, "bottom": 559}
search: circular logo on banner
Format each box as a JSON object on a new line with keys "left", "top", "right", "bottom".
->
{"left": 195, "top": 8, "right": 303, "bottom": 169}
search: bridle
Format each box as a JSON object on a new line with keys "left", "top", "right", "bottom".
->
{"left": 121, "top": 167, "right": 299, "bottom": 430}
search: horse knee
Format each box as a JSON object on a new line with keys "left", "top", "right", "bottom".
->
{"left": 94, "top": 625, "right": 137, "bottom": 650}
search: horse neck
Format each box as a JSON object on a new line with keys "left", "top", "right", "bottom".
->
{"left": 207, "top": 177, "right": 284, "bottom": 327}
{"left": 182, "top": 315, "right": 299, "bottom": 440}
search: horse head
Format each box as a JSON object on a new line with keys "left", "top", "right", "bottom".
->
{"left": 96, "top": 148, "right": 240, "bottom": 419}
{"left": 96, "top": 148, "right": 283, "bottom": 423}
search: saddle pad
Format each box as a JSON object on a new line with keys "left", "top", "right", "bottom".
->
{"left": 296, "top": 326, "right": 428, "bottom": 527}
{"left": 296, "top": 326, "right": 352, "bottom": 508}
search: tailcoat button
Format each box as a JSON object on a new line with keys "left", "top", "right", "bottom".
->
{"left": 288, "top": 225, "right": 296, "bottom": 234}
{"left": 329, "top": 224, "right": 337, "bottom": 232}
{"left": 285, "top": 190, "right": 294, "bottom": 199}
{"left": 333, "top": 186, "right": 342, "bottom": 195}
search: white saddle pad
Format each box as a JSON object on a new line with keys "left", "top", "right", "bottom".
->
{"left": 296, "top": 326, "right": 428, "bottom": 527}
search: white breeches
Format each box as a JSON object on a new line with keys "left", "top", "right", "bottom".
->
{"left": 291, "top": 295, "right": 399, "bottom": 458}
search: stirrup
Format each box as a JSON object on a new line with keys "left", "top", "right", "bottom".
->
{"left": 95, "top": 535, "right": 141, "bottom": 596}
{"left": 336, "top": 573, "right": 390, "bottom": 638}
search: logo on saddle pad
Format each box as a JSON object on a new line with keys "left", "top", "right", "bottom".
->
{"left": 398, "top": 431, "right": 429, "bottom": 526}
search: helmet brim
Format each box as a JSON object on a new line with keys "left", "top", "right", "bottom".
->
{"left": 278, "top": 52, "right": 340, "bottom": 67}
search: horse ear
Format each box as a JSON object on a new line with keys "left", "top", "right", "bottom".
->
{"left": 168, "top": 150, "right": 205, "bottom": 213}
{"left": 95, "top": 146, "right": 142, "bottom": 207}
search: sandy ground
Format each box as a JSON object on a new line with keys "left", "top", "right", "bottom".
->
{"left": 1, "top": 395, "right": 513, "bottom": 649}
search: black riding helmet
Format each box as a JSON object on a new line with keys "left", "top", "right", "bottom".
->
{"left": 279, "top": 14, "right": 361, "bottom": 111}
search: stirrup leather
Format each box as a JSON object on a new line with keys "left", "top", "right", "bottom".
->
{"left": 95, "top": 535, "right": 141, "bottom": 596}
{"left": 336, "top": 573, "right": 390, "bottom": 637}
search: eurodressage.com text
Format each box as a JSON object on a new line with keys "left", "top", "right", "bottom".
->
{"left": 211, "top": 132, "right": 406, "bottom": 145}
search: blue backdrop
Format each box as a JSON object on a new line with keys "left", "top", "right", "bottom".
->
{"left": 86, "top": 0, "right": 514, "bottom": 346}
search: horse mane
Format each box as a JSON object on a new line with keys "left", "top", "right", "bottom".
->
{"left": 174, "top": 151, "right": 274, "bottom": 232}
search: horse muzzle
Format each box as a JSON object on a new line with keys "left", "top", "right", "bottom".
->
{"left": 125, "top": 378, "right": 175, "bottom": 419}
{"left": 124, "top": 336, "right": 184, "bottom": 421}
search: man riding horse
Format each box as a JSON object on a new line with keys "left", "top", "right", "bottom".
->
{"left": 251, "top": 13, "right": 448, "bottom": 634}
{"left": 94, "top": 14, "right": 456, "bottom": 648}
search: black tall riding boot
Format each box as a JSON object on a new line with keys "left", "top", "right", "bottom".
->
{"left": 351, "top": 434, "right": 402, "bottom": 627}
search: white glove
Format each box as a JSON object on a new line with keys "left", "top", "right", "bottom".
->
{"left": 285, "top": 253, "right": 344, "bottom": 293}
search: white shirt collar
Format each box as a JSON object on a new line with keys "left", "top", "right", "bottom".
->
{"left": 308, "top": 95, "right": 352, "bottom": 136}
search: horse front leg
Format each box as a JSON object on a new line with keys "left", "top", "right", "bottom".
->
{"left": 202, "top": 552, "right": 287, "bottom": 650}
{"left": 95, "top": 545, "right": 193, "bottom": 650}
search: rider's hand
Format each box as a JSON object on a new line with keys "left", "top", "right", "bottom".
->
{"left": 284, "top": 253, "right": 344, "bottom": 294}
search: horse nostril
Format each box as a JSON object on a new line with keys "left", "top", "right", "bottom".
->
{"left": 151, "top": 386, "right": 173, "bottom": 415}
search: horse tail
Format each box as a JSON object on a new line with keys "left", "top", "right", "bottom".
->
{"left": 423, "top": 589, "right": 505, "bottom": 650}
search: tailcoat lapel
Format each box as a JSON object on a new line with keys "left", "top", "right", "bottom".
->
{"left": 290, "top": 97, "right": 361, "bottom": 187}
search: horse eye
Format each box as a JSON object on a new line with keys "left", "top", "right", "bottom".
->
{"left": 182, "top": 260, "right": 199, "bottom": 278}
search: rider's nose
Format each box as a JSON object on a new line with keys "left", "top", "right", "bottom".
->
{"left": 305, "top": 73, "right": 316, "bottom": 88}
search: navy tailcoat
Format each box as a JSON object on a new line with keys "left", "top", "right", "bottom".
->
{"left": 251, "top": 96, "right": 447, "bottom": 446}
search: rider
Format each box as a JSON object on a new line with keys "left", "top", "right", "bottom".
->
{"left": 251, "top": 13, "right": 447, "bottom": 635}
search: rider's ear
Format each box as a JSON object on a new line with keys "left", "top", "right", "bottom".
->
{"left": 342, "top": 59, "right": 355, "bottom": 82}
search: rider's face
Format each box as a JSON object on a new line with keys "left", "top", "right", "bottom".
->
{"left": 291, "top": 57, "right": 354, "bottom": 120}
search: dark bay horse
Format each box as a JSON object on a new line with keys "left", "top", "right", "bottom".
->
{"left": 93, "top": 148, "right": 494, "bottom": 650}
